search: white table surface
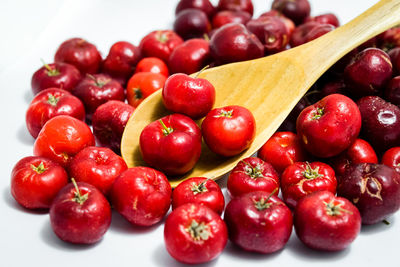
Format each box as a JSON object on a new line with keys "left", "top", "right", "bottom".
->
{"left": 1, "top": 0, "right": 398, "bottom": 266}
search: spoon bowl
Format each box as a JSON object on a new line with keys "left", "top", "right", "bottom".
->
{"left": 122, "top": 0, "right": 400, "bottom": 188}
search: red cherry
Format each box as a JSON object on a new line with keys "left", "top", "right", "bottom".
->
{"left": 164, "top": 203, "right": 227, "bottom": 264}
{"left": 175, "top": 0, "right": 216, "bottom": 19}
{"left": 168, "top": 39, "right": 211, "bottom": 75}
{"left": 33, "top": 115, "right": 95, "bottom": 168}
{"left": 162, "top": 72, "right": 215, "bottom": 119}
{"left": 224, "top": 191, "right": 293, "bottom": 253}
{"left": 110, "top": 167, "right": 172, "bottom": 226}
{"left": 210, "top": 23, "right": 264, "bottom": 65}
{"left": 212, "top": 10, "right": 251, "bottom": 29}
{"left": 357, "top": 96, "right": 400, "bottom": 152}
{"left": 92, "top": 100, "right": 135, "bottom": 154}
{"left": 11, "top": 156, "right": 68, "bottom": 210}
{"left": 31, "top": 62, "right": 81, "bottom": 95}
{"left": 173, "top": 9, "right": 211, "bottom": 40}
{"left": 382, "top": 147, "right": 400, "bottom": 173}
{"left": 271, "top": 0, "right": 310, "bottom": 25}
{"left": 72, "top": 74, "right": 125, "bottom": 122}
{"left": 338, "top": 163, "right": 400, "bottom": 225}
{"left": 135, "top": 57, "right": 169, "bottom": 77}
{"left": 55, "top": 38, "right": 102, "bottom": 74}
{"left": 172, "top": 177, "right": 225, "bottom": 215}
{"left": 294, "top": 191, "right": 361, "bottom": 251}
{"left": 126, "top": 72, "right": 166, "bottom": 108}
{"left": 247, "top": 15, "right": 290, "bottom": 54}
{"left": 50, "top": 179, "right": 111, "bottom": 244}
{"left": 69, "top": 146, "right": 128, "bottom": 195}
{"left": 217, "top": 0, "right": 254, "bottom": 16}
{"left": 281, "top": 161, "right": 337, "bottom": 209}
{"left": 297, "top": 94, "right": 361, "bottom": 158}
{"left": 140, "top": 114, "right": 202, "bottom": 175}
{"left": 330, "top": 138, "right": 378, "bottom": 177}
{"left": 344, "top": 48, "right": 393, "bottom": 97}
{"left": 258, "top": 131, "right": 307, "bottom": 173}
{"left": 202, "top": 105, "right": 256, "bottom": 157}
{"left": 139, "top": 30, "right": 183, "bottom": 62}
{"left": 305, "top": 13, "right": 340, "bottom": 27}
{"left": 26, "top": 88, "right": 85, "bottom": 138}
{"left": 227, "top": 157, "right": 280, "bottom": 198}
{"left": 102, "top": 41, "right": 141, "bottom": 85}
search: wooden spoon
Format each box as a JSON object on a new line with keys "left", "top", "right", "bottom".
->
{"left": 122, "top": 0, "right": 400, "bottom": 188}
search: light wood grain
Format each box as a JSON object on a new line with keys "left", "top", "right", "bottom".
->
{"left": 121, "top": 0, "right": 400, "bottom": 188}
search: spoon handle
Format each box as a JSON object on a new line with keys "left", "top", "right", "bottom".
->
{"left": 295, "top": 0, "right": 400, "bottom": 84}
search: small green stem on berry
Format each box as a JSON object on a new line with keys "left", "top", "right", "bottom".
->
{"left": 71, "top": 178, "right": 89, "bottom": 205}
{"left": 134, "top": 88, "right": 143, "bottom": 100}
{"left": 303, "top": 89, "right": 320, "bottom": 105}
{"left": 382, "top": 43, "right": 396, "bottom": 52}
{"left": 61, "top": 152, "right": 69, "bottom": 162}
{"left": 203, "top": 33, "right": 210, "bottom": 41}
{"left": 87, "top": 74, "right": 98, "bottom": 84}
{"left": 86, "top": 74, "right": 109, "bottom": 87}
{"left": 253, "top": 188, "right": 278, "bottom": 211}
{"left": 186, "top": 220, "right": 210, "bottom": 241}
{"left": 266, "top": 35, "right": 276, "bottom": 44}
{"left": 159, "top": 119, "right": 174, "bottom": 136}
{"left": 30, "top": 162, "right": 47, "bottom": 174}
{"left": 323, "top": 200, "right": 353, "bottom": 216}
{"left": 383, "top": 219, "right": 390, "bottom": 225}
{"left": 41, "top": 58, "right": 60, "bottom": 76}
{"left": 157, "top": 31, "right": 168, "bottom": 43}
{"left": 312, "top": 107, "right": 324, "bottom": 120}
{"left": 217, "top": 109, "right": 233, "bottom": 118}
{"left": 304, "top": 89, "right": 320, "bottom": 98}
{"left": 302, "top": 162, "right": 323, "bottom": 179}
{"left": 191, "top": 179, "right": 209, "bottom": 195}
{"left": 194, "top": 65, "right": 210, "bottom": 79}
{"left": 242, "top": 160, "right": 263, "bottom": 179}
{"left": 47, "top": 94, "right": 60, "bottom": 106}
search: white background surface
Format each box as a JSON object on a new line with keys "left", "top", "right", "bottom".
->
{"left": 1, "top": 0, "right": 399, "bottom": 266}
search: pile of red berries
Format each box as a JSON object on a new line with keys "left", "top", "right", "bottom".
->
{"left": 9, "top": 0, "right": 400, "bottom": 265}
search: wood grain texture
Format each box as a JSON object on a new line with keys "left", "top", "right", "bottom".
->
{"left": 122, "top": 0, "right": 400, "bottom": 187}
